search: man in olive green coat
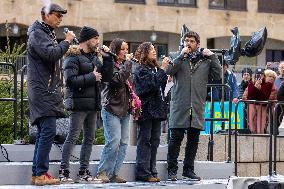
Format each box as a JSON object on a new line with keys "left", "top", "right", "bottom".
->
{"left": 165, "top": 31, "right": 221, "bottom": 181}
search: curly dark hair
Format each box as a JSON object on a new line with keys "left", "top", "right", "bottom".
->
{"left": 183, "top": 31, "right": 200, "bottom": 44}
{"left": 109, "top": 38, "right": 126, "bottom": 61}
{"left": 134, "top": 42, "right": 159, "bottom": 67}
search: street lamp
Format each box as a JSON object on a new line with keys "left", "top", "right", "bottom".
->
{"left": 11, "top": 24, "right": 19, "bottom": 35}
{"left": 150, "top": 31, "right": 157, "bottom": 42}
{"left": 150, "top": 26, "right": 157, "bottom": 42}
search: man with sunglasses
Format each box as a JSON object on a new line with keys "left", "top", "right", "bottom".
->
{"left": 27, "top": 3, "right": 75, "bottom": 186}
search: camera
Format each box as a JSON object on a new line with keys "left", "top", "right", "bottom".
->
{"left": 255, "top": 73, "right": 261, "bottom": 80}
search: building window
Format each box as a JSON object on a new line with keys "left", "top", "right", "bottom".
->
{"left": 258, "top": 0, "right": 284, "bottom": 14}
{"left": 266, "top": 49, "right": 284, "bottom": 63}
{"left": 115, "top": 0, "right": 145, "bottom": 4}
{"left": 157, "top": 0, "right": 197, "bottom": 7}
{"left": 209, "top": 0, "right": 247, "bottom": 11}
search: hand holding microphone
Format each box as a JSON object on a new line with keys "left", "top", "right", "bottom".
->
{"left": 100, "top": 45, "right": 117, "bottom": 57}
{"left": 181, "top": 46, "right": 190, "bottom": 56}
{"left": 125, "top": 53, "right": 134, "bottom": 61}
{"left": 63, "top": 28, "right": 78, "bottom": 44}
{"left": 161, "top": 56, "right": 170, "bottom": 70}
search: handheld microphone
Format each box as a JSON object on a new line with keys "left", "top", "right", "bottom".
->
{"left": 161, "top": 55, "right": 173, "bottom": 65}
{"left": 100, "top": 46, "right": 117, "bottom": 57}
{"left": 63, "top": 28, "right": 79, "bottom": 45}
{"left": 131, "top": 57, "right": 139, "bottom": 63}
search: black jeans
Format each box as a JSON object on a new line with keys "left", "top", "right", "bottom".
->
{"left": 167, "top": 127, "right": 200, "bottom": 175}
{"left": 135, "top": 119, "right": 161, "bottom": 180}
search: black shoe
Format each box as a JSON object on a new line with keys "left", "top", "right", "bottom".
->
{"left": 182, "top": 170, "right": 201, "bottom": 181}
{"left": 76, "top": 169, "right": 102, "bottom": 184}
{"left": 58, "top": 169, "right": 74, "bottom": 184}
{"left": 136, "top": 176, "right": 159, "bottom": 182}
{"left": 168, "top": 171, "right": 177, "bottom": 181}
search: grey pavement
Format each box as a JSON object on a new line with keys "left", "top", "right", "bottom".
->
{"left": 0, "top": 179, "right": 228, "bottom": 189}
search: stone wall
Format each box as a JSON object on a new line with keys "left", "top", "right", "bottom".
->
{"left": 175, "top": 134, "right": 284, "bottom": 177}
{"left": 1, "top": 0, "right": 284, "bottom": 44}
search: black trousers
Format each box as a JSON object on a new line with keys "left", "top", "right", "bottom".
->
{"left": 135, "top": 119, "right": 161, "bottom": 179}
{"left": 167, "top": 127, "right": 200, "bottom": 175}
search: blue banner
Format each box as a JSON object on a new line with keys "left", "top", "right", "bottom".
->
{"left": 202, "top": 101, "right": 244, "bottom": 134}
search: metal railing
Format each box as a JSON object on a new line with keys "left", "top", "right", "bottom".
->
{"left": 19, "top": 65, "right": 28, "bottom": 139}
{"left": 272, "top": 102, "right": 284, "bottom": 176}
{"left": 1, "top": 56, "right": 27, "bottom": 74}
{"left": 234, "top": 99, "right": 274, "bottom": 176}
{"left": 206, "top": 84, "right": 232, "bottom": 162}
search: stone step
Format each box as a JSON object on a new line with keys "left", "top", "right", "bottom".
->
{"left": 0, "top": 144, "right": 167, "bottom": 162}
{"left": 0, "top": 161, "right": 234, "bottom": 185}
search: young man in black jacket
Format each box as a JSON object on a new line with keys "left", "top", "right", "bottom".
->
{"left": 59, "top": 26, "right": 112, "bottom": 183}
{"left": 27, "top": 3, "right": 75, "bottom": 186}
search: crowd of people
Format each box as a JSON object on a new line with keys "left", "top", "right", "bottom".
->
{"left": 26, "top": 3, "right": 284, "bottom": 186}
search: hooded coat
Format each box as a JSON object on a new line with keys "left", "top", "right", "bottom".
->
{"left": 166, "top": 52, "right": 221, "bottom": 130}
{"left": 27, "top": 20, "right": 70, "bottom": 125}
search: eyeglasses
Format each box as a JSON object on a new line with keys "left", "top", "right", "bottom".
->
{"left": 51, "top": 12, "right": 63, "bottom": 18}
{"left": 184, "top": 39, "right": 196, "bottom": 44}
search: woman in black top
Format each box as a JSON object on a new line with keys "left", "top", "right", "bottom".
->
{"left": 133, "top": 42, "right": 169, "bottom": 182}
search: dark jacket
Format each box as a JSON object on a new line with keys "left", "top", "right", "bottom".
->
{"left": 166, "top": 52, "right": 221, "bottom": 129}
{"left": 238, "top": 80, "right": 249, "bottom": 99}
{"left": 27, "top": 20, "right": 70, "bottom": 125}
{"left": 63, "top": 45, "right": 112, "bottom": 111}
{"left": 133, "top": 64, "right": 168, "bottom": 121}
{"left": 212, "top": 70, "right": 239, "bottom": 101}
{"left": 278, "top": 82, "right": 284, "bottom": 101}
{"left": 101, "top": 59, "right": 132, "bottom": 117}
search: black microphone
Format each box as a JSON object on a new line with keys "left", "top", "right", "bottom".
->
{"left": 131, "top": 57, "right": 139, "bottom": 63}
{"left": 63, "top": 27, "right": 79, "bottom": 45}
{"left": 100, "top": 46, "right": 117, "bottom": 57}
{"left": 161, "top": 55, "right": 173, "bottom": 65}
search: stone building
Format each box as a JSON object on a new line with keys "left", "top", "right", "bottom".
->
{"left": 1, "top": 0, "right": 284, "bottom": 70}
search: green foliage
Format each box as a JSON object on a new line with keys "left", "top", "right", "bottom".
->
{"left": 0, "top": 21, "right": 26, "bottom": 63}
{"left": 0, "top": 80, "right": 29, "bottom": 143}
{"left": 94, "top": 127, "right": 105, "bottom": 145}
{"left": 0, "top": 20, "right": 27, "bottom": 143}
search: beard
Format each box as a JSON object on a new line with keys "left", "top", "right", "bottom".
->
{"left": 86, "top": 42, "right": 98, "bottom": 53}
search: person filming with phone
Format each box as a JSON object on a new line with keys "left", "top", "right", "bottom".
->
{"left": 242, "top": 68, "right": 277, "bottom": 134}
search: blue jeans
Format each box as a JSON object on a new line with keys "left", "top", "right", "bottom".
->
{"left": 135, "top": 119, "right": 161, "bottom": 180}
{"left": 61, "top": 111, "right": 97, "bottom": 171}
{"left": 32, "top": 116, "right": 57, "bottom": 176}
{"left": 97, "top": 109, "right": 130, "bottom": 177}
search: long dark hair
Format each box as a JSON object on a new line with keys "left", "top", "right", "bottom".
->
{"left": 109, "top": 38, "right": 126, "bottom": 61}
{"left": 135, "top": 42, "right": 159, "bottom": 68}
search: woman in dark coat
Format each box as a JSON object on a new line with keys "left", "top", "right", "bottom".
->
{"left": 133, "top": 42, "right": 169, "bottom": 182}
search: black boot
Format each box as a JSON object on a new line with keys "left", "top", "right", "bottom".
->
{"left": 182, "top": 169, "right": 201, "bottom": 181}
